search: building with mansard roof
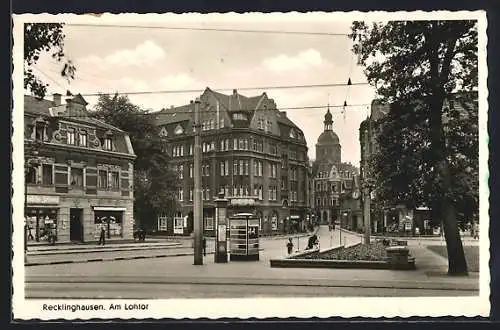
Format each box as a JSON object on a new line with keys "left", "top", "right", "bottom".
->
{"left": 24, "top": 93, "right": 136, "bottom": 244}
{"left": 154, "top": 87, "right": 311, "bottom": 236}
{"left": 312, "top": 107, "right": 362, "bottom": 230}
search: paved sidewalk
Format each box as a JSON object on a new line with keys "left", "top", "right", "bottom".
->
{"left": 27, "top": 240, "right": 182, "bottom": 254}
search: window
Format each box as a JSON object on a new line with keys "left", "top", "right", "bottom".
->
{"left": 269, "top": 163, "right": 277, "bottom": 178}
{"left": 244, "top": 160, "right": 249, "bottom": 175}
{"left": 174, "top": 124, "right": 184, "bottom": 135}
{"left": 244, "top": 139, "right": 249, "bottom": 150}
{"left": 178, "top": 188, "right": 184, "bottom": 201}
{"left": 70, "top": 168, "right": 83, "bottom": 187}
{"left": 239, "top": 139, "right": 245, "bottom": 150}
{"left": 26, "top": 166, "right": 36, "bottom": 184}
{"left": 204, "top": 216, "right": 214, "bottom": 230}
{"left": 232, "top": 113, "right": 247, "bottom": 121}
{"left": 189, "top": 164, "right": 193, "bottom": 178}
{"left": 254, "top": 161, "right": 263, "bottom": 177}
{"left": 79, "top": 131, "right": 87, "bottom": 147}
{"left": 234, "top": 138, "right": 238, "bottom": 150}
{"left": 67, "top": 128, "right": 76, "bottom": 145}
{"left": 269, "top": 143, "right": 277, "bottom": 155}
{"left": 219, "top": 119, "right": 225, "bottom": 129}
{"left": 35, "top": 124, "right": 45, "bottom": 141}
{"left": 109, "top": 171, "right": 119, "bottom": 190}
{"left": 266, "top": 120, "right": 272, "bottom": 132}
{"left": 269, "top": 186, "right": 277, "bottom": 201}
{"left": 98, "top": 170, "right": 108, "bottom": 189}
{"left": 220, "top": 161, "right": 229, "bottom": 176}
{"left": 178, "top": 165, "right": 184, "bottom": 179}
{"left": 239, "top": 160, "right": 244, "bottom": 175}
{"left": 257, "top": 118, "right": 264, "bottom": 130}
{"left": 103, "top": 137, "right": 112, "bottom": 151}
{"left": 189, "top": 188, "right": 193, "bottom": 201}
{"left": 42, "top": 164, "right": 53, "bottom": 185}
{"left": 189, "top": 144, "right": 193, "bottom": 155}
{"left": 233, "top": 160, "right": 238, "bottom": 175}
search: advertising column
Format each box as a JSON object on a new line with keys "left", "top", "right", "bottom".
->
{"left": 214, "top": 194, "right": 229, "bottom": 263}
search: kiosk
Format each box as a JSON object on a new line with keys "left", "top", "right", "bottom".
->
{"left": 229, "top": 213, "right": 260, "bottom": 261}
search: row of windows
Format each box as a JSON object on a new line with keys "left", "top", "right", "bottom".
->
{"left": 32, "top": 123, "right": 113, "bottom": 151}
{"left": 26, "top": 164, "right": 121, "bottom": 190}
{"left": 202, "top": 119, "right": 225, "bottom": 131}
{"left": 175, "top": 160, "right": 281, "bottom": 179}
{"left": 176, "top": 185, "right": 285, "bottom": 201}
{"left": 171, "top": 139, "right": 300, "bottom": 158}
{"left": 316, "top": 198, "right": 340, "bottom": 207}
{"left": 315, "top": 181, "right": 345, "bottom": 192}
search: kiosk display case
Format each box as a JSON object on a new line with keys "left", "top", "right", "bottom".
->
{"left": 229, "top": 213, "right": 260, "bottom": 261}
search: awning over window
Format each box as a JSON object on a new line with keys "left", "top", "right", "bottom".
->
{"left": 93, "top": 206, "right": 127, "bottom": 211}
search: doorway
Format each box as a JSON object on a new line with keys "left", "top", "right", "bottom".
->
{"left": 70, "top": 208, "right": 84, "bottom": 242}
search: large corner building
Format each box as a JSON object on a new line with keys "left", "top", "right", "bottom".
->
{"left": 155, "top": 88, "right": 310, "bottom": 236}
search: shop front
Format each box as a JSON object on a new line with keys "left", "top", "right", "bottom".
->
{"left": 93, "top": 206, "right": 125, "bottom": 239}
{"left": 26, "top": 195, "right": 60, "bottom": 244}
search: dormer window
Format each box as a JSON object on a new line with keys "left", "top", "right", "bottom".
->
{"left": 67, "top": 128, "right": 76, "bottom": 145}
{"left": 103, "top": 137, "right": 113, "bottom": 151}
{"left": 174, "top": 124, "right": 184, "bottom": 135}
{"left": 159, "top": 127, "right": 168, "bottom": 137}
{"left": 79, "top": 130, "right": 88, "bottom": 147}
{"left": 35, "top": 123, "right": 46, "bottom": 141}
{"left": 289, "top": 129, "right": 296, "bottom": 139}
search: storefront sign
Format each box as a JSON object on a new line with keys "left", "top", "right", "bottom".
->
{"left": 27, "top": 195, "right": 59, "bottom": 205}
{"left": 230, "top": 198, "right": 255, "bottom": 206}
{"left": 93, "top": 206, "right": 126, "bottom": 211}
{"left": 290, "top": 215, "right": 300, "bottom": 220}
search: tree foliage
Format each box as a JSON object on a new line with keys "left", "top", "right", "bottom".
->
{"left": 92, "top": 94, "right": 180, "bottom": 230}
{"left": 24, "top": 23, "right": 76, "bottom": 98}
{"left": 351, "top": 20, "right": 478, "bottom": 275}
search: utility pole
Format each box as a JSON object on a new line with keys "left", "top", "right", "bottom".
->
{"left": 193, "top": 98, "right": 203, "bottom": 265}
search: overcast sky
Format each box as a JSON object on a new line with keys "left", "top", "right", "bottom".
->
{"left": 31, "top": 13, "right": 379, "bottom": 166}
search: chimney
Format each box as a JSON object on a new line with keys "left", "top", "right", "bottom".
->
{"left": 53, "top": 93, "right": 62, "bottom": 106}
{"left": 233, "top": 89, "right": 237, "bottom": 95}
{"left": 190, "top": 100, "right": 194, "bottom": 104}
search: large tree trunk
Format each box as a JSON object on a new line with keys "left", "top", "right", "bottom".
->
{"left": 426, "top": 25, "right": 468, "bottom": 275}
{"left": 429, "top": 93, "right": 468, "bottom": 276}
{"left": 439, "top": 161, "right": 468, "bottom": 275}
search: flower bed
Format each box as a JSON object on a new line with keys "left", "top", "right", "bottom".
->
{"left": 290, "top": 243, "right": 388, "bottom": 261}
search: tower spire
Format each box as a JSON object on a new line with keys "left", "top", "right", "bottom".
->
{"left": 324, "top": 107, "right": 333, "bottom": 131}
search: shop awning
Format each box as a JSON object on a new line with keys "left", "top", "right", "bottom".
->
{"left": 93, "top": 206, "right": 127, "bottom": 211}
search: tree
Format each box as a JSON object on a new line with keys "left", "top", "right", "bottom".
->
{"left": 351, "top": 20, "right": 478, "bottom": 275}
{"left": 92, "top": 94, "right": 180, "bottom": 230}
{"left": 24, "top": 23, "right": 76, "bottom": 98}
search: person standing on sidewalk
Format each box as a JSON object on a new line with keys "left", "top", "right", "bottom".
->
{"left": 98, "top": 224, "right": 106, "bottom": 246}
{"left": 203, "top": 237, "right": 207, "bottom": 256}
{"left": 286, "top": 237, "right": 294, "bottom": 254}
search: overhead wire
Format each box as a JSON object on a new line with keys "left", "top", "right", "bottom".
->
{"left": 65, "top": 23, "right": 353, "bottom": 37}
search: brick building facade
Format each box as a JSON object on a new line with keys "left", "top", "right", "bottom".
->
{"left": 24, "top": 93, "right": 136, "bottom": 244}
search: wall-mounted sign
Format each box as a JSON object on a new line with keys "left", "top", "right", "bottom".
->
{"left": 27, "top": 195, "right": 59, "bottom": 205}
{"left": 230, "top": 198, "right": 255, "bottom": 206}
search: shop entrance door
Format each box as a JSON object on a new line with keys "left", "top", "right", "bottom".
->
{"left": 70, "top": 208, "right": 84, "bottom": 242}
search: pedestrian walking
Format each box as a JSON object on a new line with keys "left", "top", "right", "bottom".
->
{"left": 286, "top": 237, "right": 294, "bottom": 254}
{"left": 98, "top": 224, "right": 106, "bottom": 246}
{"left": 203, "top": 237, "right": 207, "bottom": 256}
{"left": 472, "top": 222, "right": 479, "bottom": 240}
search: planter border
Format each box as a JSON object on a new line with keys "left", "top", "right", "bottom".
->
{"left": 271, "top": 242, "right": 415, "bottom": 270}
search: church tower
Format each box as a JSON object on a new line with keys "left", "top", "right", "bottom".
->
{"left": 315, "top": 107, "right": 341, "bottom": 164}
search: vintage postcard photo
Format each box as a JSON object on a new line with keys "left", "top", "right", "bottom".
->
{"left": 11, "top": 11, "right": 489, "bottom": 320}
